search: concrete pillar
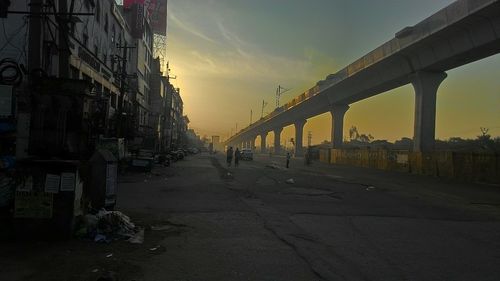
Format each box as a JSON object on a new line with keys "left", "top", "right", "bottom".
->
{"left": 250, "top": 137, "right": 256, "bottom": 150}
{"left": 294, "top": 120, "right": 307, "bottom": 156}
{"left": 274, "top": 127, "right": 283, "bottom": 155}
{"left": 411, "top": 71, "right": 447, "bottom": 152}
{"left": 260, "top": 132, "right": 267, "bottom": 153}
{"left": 330, "top": 104, "right": 349, "bottom": 148}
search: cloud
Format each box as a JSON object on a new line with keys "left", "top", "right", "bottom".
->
{"left": 169, "top": 21, "right": 323, "bottom": 86}
{"left": 168, "top": 9, "right": 216, "bottom": 44}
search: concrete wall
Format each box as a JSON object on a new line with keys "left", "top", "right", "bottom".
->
{"left": 320, "top": 148, "right": 500, "bottom": 184}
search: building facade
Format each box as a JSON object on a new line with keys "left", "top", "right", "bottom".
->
{"left": 0, "top": 0, "right": 188, "bottom": 154}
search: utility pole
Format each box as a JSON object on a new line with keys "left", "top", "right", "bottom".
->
{"left": 261, "top": 100, "right": 267, "bottom": 119}
{"left": 235, "top": 123, "right": 238, "bottom": 133}
{"left": 116, "top": 42, "right": 136, "bottom": 138}
{"left": 250, "top": 109, "right": 253, "bottom": 125}
{"left": 58, "top": 0, "right": 70, "bottom": 78}
{"left": 275, "top": 85, "right": 291, "bottom": 108}
{"left": 307, "top": 131, "right": 312, "bottom": 147}
{"left": 28, "top": 0, "right": 43, "bottom": 72}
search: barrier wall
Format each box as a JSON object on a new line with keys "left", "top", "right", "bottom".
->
{"left": 320, "top": 148, "right": 499, "bottom": 184}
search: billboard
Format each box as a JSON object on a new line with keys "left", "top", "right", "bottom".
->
{"left": 149, "top": 0, "right": 167, "bottom": 35}
{"left": 129, "top": 3, "right": 145, "bottom": 38}
{"left": 124, "top": 0, "right": 167, "bottom": 35}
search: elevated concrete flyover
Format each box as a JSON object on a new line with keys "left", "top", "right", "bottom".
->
{"left": 226, "top": 0, "right": 500, "bottom": 155}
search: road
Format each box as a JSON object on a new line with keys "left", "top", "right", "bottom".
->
{"left": 1, "top": 152, "right": 500, "bottom": 281}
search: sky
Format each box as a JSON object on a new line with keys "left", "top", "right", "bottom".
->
{"left": 165, "top": 0, "right": 500, "bottom": 145}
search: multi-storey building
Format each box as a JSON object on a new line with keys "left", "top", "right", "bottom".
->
{"left": 149, "top": 58, "right": 168, "bottom": 152}
{"left": 0, "top": 0, "right": 187, "bottom": 153}
{"left": 121, "top": 3, "right": 154, "bottom": 145}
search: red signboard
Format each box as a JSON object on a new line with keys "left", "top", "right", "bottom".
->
{"left": 125, "top": 0, "right": 167, "bottom": 35}
{"left": 149, "top": 0, "right": 167, "bottom": 35}
{"left": 129, "top": 3, "right": 145, "bottom": 38}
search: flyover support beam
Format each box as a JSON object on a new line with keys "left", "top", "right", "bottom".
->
{"left": 294, "top": 120, "right": 307, "bottom": 156}
{"left": 274, "top": 128, "right": 283, "bottom": 155}
{"left": 250, "top": 137, "right": 256, "bottom": 150}
{"left": 260, "top": 132, "right": 268, "bottom": 154}
{"left": 330, "top": 104, "right": 350, "bottom": 148}
{"left": 411, "top": 71, "right": 447, "bottom": 152}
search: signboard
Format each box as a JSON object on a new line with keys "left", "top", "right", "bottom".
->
{"left": 130, "top": 3, "right": 145, "bottom": 38}
{"left": 125, "top": 0, "right": 167, "bottom": 35}
{"left": 14, "top": 192, "right": 53, "bottom": 218}
{"left": 149, "top": 0, "right": 167, "bottom": 35}
{"left": 78, "top": 46, "right": 101, "bottom": 72}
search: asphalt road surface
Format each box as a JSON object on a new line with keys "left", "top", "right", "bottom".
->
{"left": 1, "top": 152, "right": 500, "bottom": 281}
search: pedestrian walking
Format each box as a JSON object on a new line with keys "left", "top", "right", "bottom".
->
{"left": 234, "top": 148, "right": 240, "bottom": 167}
{"left": 227, "top": 147, "right": 233, "bottom": 167}
{"left": 286, "top": 152, "right": 291, "bottom": 168}
{"left": 304, "top": 147, "right": 311, "bottom": 166}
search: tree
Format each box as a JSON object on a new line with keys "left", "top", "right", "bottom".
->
{"left": 478, "top": 127, "right": 491, "bottom": 142}
{"left": 349, "top": 126, "right": 374, "bottom": 143}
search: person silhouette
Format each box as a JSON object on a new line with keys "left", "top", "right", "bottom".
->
{"left": 226, "top": 147, "right": 233, "bottom": 167}
{"left": 234, "top": 148, "right": 241, "bottom": 167}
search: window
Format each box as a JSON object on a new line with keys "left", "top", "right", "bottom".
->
{"left": 103, "top": 53, "right": 107, "bottom": 66}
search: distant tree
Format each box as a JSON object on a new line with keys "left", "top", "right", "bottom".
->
{"left": 478, "top": 127, "right": 491, "bottom": 142}
{"left": 349, "top": 126, "right": 359, "bottom": 141}
{"left": 449, "top": 137, "right": 465, "bottom": 143}
{"left": 348, "top": 126, "right": 373, "bottom": 143}
{"left": 358, "top": 133, "right": 374, "bottom": 143}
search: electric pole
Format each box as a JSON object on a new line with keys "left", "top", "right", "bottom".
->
{"left": 250, "top": 109, "right": 253, "bottom": 125}
{"left": 58, "top": 0, "right": 69, "bottom": 78}
{"left": 116, "top": 42, "right": 136, "bottom": 138}
{"left": 261, "top": 100, "right": 267, "bottom": 118}
{"left": 307, "top": 131, "right": 312, "bottom": 147}
{"left": 275, "top": 85, "right": 291, "bottom": 108}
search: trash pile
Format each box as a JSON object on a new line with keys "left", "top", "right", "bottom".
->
{"left": 76, "top": 209, "right": 143, "bottom": 244}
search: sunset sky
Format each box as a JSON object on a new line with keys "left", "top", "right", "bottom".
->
{"left": 165, "top": 0, "right": 500, "bottom": 145}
